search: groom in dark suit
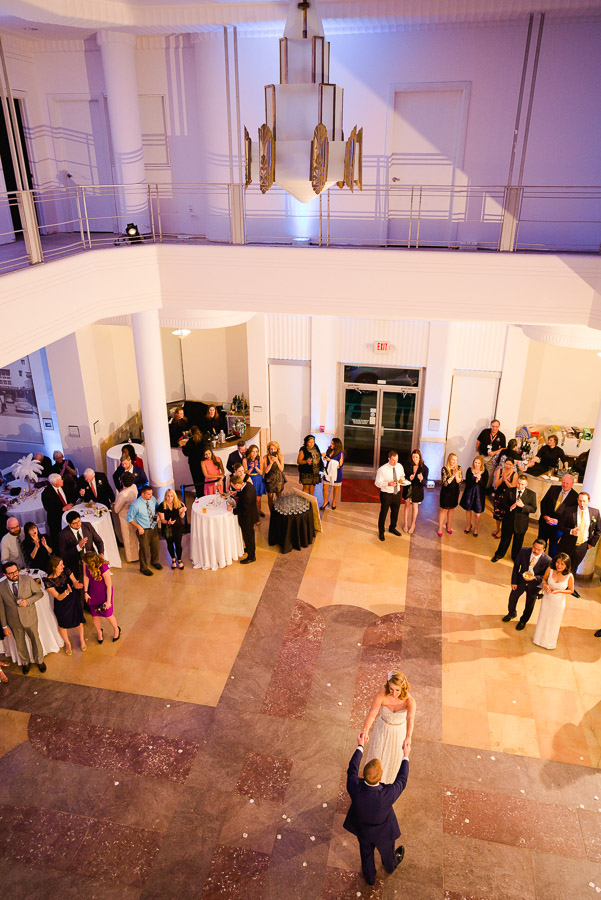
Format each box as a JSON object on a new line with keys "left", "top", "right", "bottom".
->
{"left": 230, "top": 475, "right": 259, "bottom": 564}
{"left": 343, "top": 734, "right": 410, "bottom": 886}
{"left": 502, "top": 538, "right": 551, "bottom": 630}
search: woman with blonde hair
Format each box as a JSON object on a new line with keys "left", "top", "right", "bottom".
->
{"left": 460, "top": 455, "right": 488, "bottom": 536}
{"left": 262, "top": 441, "right": 285, "bottom": 511}
{"left": 157, "top": 488, "right": 186, "bottom": 569}
{"left": 438, "top": 452, "right": 463, "bottom": 536}
{"left": 82, "top": 552, "right": 120, "bottom": 643}
{"left": 360, "top": 671, "right": 416, "bottom": 783}
{"left": 244, "top": 444, "right": 266, "bottom": 518}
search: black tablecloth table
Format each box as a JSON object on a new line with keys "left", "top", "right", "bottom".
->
{"left": 268, "top": 507, "right": 315, "bottom": 553}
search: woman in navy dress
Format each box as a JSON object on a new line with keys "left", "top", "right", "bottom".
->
{"left": 460, "top": 455, "right": 488, "bottom": 536}
{"left": 244, "top": 444, "right": 266, "bottom": 518}
{"left": 403, "top": 449, "right": 429, "bottom": 534}
{"left": 44, "top": 555, "right": 85, "bottom": 655}
{"left": 322, "top": 438, "right": 344, "bottom": 510}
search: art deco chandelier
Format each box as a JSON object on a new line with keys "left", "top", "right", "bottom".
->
{"left": 244, "top": 0, "right": 363, "bottom": 203}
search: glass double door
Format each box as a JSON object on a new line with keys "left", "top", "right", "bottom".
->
{"left": 343, "top": 386, "right": 418, "bottom": 471}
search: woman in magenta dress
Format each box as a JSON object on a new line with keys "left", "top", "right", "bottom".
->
{"left": 82, "top": 552, "right": 120, "bottom": 643}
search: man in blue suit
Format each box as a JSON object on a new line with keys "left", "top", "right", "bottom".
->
{"left": 343, "top": 734, "right": 410, "bottom": 886}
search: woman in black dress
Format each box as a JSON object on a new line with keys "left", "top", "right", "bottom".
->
{"left": 297, "top": 434, "right": 323, "bottom": 495}
{"left": 491, "top": 457, "right": 518, "bottom": 538}
{"left": 182, "top": 426, "right": 209, "bottom": 496}
{"left": 22, "top": 522, "right": 53, "bottom": 573}
{"left": 44, "top": 555, "right": 85, "bottom": 655}
{"left": 460, "top": 455, "right": 488, "bottom": 536}
{"left": 438, "top": 453, "right": 463, "bottom": 536}
{"left": 157, "top": 488, "right": 186, "bottom": 569}
{"left": 203, "top": 405, "right": 224, "bottom": 438}
{"left": 403, "top": 449, "right": 429, "bottom": 534}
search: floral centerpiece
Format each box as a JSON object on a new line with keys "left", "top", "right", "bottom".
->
{"left": 11, "top": 454, "right": 43, "bottom": 497}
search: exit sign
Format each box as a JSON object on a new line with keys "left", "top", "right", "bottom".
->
{"left": 374, "top": 341, "right": 391, "bottom": 352}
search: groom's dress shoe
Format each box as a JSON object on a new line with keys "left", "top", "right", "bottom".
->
{"left": 502, "top": 614, "right": 515, "bottom": 622}
{"left": 395, "top": 845, "right": 405, "bottom": 865}
{"left": 389, "top": 528, "right": 402, "bottom": 536}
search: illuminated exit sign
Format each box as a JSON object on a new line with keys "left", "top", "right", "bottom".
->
{"left": 374, "top": 341, "right": 391, "bottom": 352}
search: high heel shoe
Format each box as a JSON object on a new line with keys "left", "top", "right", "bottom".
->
{"left": 112, "top": 626, "right": 121, "bottom": 642}
{"left": 178, "top": 560, "right": 184, "bottom": 569}
{"left": 320, "top": 504, "right": 329, "bottom": 511}
{"left": 464, "top": 526, "right": 472, "bottom": 534}
{"left": 437, "top": 531, "right": 443, "bottom": 537}
{"left": 446, "top": 528, "right": 453, "bottom": 534}
{"left": 331, "top": 505, "right": 337, "bottom": 510}
{"left": 473, "top": 531, "right": 479, "bottom": 537}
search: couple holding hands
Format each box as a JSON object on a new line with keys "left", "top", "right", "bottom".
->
{"left": 344, "top": 671, "right": 417, "bottom": 886}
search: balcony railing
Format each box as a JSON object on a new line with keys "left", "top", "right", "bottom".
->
{"left": 0, "top": 182, "right": 599, "bottom": 274}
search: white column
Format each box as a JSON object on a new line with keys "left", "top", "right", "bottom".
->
{"left": 579, "top": 397, "right": 601, "bottom": 578}
{"left": 495, "top": 325, "right": 530, "bottom": 438}
{"left": 130, "top": 309, "right": 173, "bottom": 498}
{"left": 97, "top": 31, "right": 149, "bottom": 233}
{"left": 419, "top": 322, "right": 454, "bottom": 476}
{"left": 246, "top": 314, "right": 269, "bottom": 429}
{"left": 310, "top": 316, "right": 338, "bottom": 453}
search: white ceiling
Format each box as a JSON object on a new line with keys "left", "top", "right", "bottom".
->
{"left": 1, "top": 0, "right": 601, "bottom": 41}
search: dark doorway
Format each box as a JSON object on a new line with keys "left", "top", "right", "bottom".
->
{"left": 0, "top": 98, "right": 34, "bottom": 236}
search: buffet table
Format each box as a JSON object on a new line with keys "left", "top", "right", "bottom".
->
{"left": 268, "top": 506, "right": 315, "bottom": 553}
{"left": 190, "top": 495, "right": 244, "bottom": 570}
{"left": 61, "top": 503, "right": 122, "bottom": 569}
{"left": 0, "top": 569, "right": 64, "bottom": 662}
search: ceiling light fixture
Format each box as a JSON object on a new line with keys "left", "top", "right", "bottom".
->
{"left": 172, "top": 329, "right": 191, "bottom": 338}
{"left": 245, "top": 0, "right": 362, "bottom": 203}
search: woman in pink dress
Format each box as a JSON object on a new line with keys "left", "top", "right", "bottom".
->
{"left": 201, "top": 449, "right": 225, "bottom": 495}
{"left": 82, "top": 552, "right": 120, "bottom": 643}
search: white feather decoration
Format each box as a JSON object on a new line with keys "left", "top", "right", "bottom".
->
{"left": 11, "top": 453, "right": 44, "bottom": 483}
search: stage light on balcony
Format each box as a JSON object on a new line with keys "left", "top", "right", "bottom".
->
{"left": 125, "top": 223, "right": 142, "bottom": 243}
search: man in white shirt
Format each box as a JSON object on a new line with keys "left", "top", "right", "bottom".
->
{"left": 0, "top": 518, "right": 25, "bottom": 568}
{"left": 374, "top": 451, "right": 405, "bottom": 542}
{"left": 558, "top": 492, "right": 601, "bottom": 597}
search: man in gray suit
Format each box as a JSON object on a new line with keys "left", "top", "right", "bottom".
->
{"left": 0, "top": 562, "right": 46, "bottom": 674}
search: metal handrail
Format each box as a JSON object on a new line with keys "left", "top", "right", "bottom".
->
{"left": 0, "top": 181, "right": 598, "bottom": 275}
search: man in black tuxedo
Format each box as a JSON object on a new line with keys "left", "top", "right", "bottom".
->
{"left": 58, "top": 510, "right": 105, "bottom": 580}
{"left": 77, "top": 468, "right": 115, "bottom": 507}
{"left": 42, "top": 473, "right": 77, "bottom": 544}
{"left": 343, "top": 734, "right": 410, "bottom": 886}
{"left": 502, "top": 538, "right": 551, "bottom": 630}
{"left": 537, "top": 473, "right": 579, "bottom": 556}
{"left": 226, "top": 441, "right": 247, "bottom": 475}
{"left": 558, "top": 491, "right": 601, "bottom": 584}
{"left": 492, "top": 474, "right": 537, "bottom": 562}
{"left": 230, "top": 475, "right": 258, "bottom": 564}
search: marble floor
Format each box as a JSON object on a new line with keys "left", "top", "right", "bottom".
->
{"left": 1, "top": 489, "right": 601, "bottom": 898}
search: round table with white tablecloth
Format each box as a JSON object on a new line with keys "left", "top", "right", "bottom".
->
{"left": 190, "top": 495, "right": 244, "bottom": 570}
{"left": 0, "top": 569, "right": 64, "bottom": 662}
{"left": 61, "top": 503, "right": 122, "bottom": 569}
{"left": 0, "top": 487, "right": 47, "bottom": 531}
{"left": 105, "top": 442, "right": 145, "bottom": 477}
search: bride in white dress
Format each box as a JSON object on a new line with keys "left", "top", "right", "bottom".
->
{"left": 360, "top": 671, "right": 417, "bottom": 783}
{"left": 533, "top": 553, "right": 574, "bottom": 650}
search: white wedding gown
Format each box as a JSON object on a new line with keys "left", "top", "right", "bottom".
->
{"left": 364, "top": 706, "right": 407, "bottom": 783}
{"left": 533, "top": 570, "right": 571, "bottom": 650}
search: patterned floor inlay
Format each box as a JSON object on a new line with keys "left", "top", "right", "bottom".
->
{"left": 1, "top": 493, "right": 600, "bottom": 898}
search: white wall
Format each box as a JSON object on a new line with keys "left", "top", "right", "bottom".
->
{"left": 517, "top": 340, "right": 601, "bottom": 427}
{"left": 161, "top": 325, "right": 249, "bottom": 406}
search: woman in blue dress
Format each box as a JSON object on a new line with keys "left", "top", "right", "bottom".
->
{"left": 460, "top": 455, "right": 488, "bottom": 536}
{"left": 244, "top": 444, "right": 266, "bottom": 518}
{"left": 321, "top": 438, "right": 344, "bottom": 510}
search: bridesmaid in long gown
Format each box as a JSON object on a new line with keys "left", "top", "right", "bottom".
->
{"left": 533, "top": 553, "right": 574, "bottom": 650}
{"left": 112, "top": 472, "right": 139, "bottom": 562}
{"left": 359, "top": 671, "right": 417, "bottom": 783}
